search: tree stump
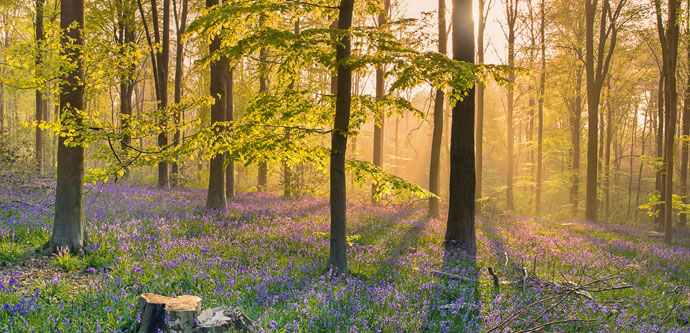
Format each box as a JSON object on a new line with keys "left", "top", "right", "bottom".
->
{"left": 136, "top": 293, "right": 203, "bottom": 333}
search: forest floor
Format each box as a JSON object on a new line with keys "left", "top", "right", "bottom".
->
{"left": 1, "top": 173, "right": 690, "bottom": 332}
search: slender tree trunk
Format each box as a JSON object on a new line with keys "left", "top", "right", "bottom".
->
{"left": 627, "top": 104, "right": 638, "bottom": 219}
{"left": 118, "top": 0, "right": 136, "bottom": 181}
{"left": 680, "top": 0, "right": 690, "bottom": 227}
{"left": 635, "top": 101, "right": 649, "bottom": 220}
{"left": 656, "top": 75, "right": 665, "bottom": 229}
{"left": 204, "top": 0, "right": 227, "bottom": 210}
{"left": 35, "top": 0, "right": 46, "bottom": 176}
{"left": 283, "top": 20, "right": 300, "bottom": 200}
{"left": 446, "top": 0, "right": 476, "bottom": 251}
{"left": 585, "top": 0, "right": 617, "bottom": 222}
{"left": 475, "top": 0, "right": 487, "bottom": 200}
{"left": 47, "top": 0, "right": 87, "bottom": 252}
{"left": 0, "top": 80, "right": 4, "bottom": 132}
{"left": 257, "top": 15, "right": 268, "bottom": 191}
{"left": 429, "top": 0, "right": 447, "bottom": 218}
{"left": 171, "top": 0, "right": 188, "bottom": 187}
{"left": 155, "top": 0, "right": 171, "bottom": 188}
{"left": 505, "top": 0, "right": 517, "bottom": 211}
{"left": 535, "top": 0, "right": 545, "bottom": 216}
{"left": 226, "top": 66, "right": 235, "bottom": 199}
{"left": 604, "top": 92, "right": 613, "bottom": 220}
{"left": 570, "top": 65, "right": 583, "bottom": 216}
{"left": 328, "top": 0, "right": 354, "bottom": 273}
{"left": 661, "top": 0, "right": 680, "bottom": 243}
{"left": 372, "top": 0, "right": 390, "bottom": 203}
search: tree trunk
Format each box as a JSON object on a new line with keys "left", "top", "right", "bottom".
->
{"left": 155, "top": 0, "right": 171, "bottom": 189}
{"left": 535, "top": 0, "right": 545, "bottom": 216}
{"left": 585, "top": 0, "right": 617, "bottom": 222}
{"left": 47, "top": 0, "right": 87, "bottom": 253}
{"left": 328, "top": 0, "right": 354, "bottom": 273}
{"left": 505, "top": 0, "right": 517, "bottom": 211}
{"left": 570, "top": 65, "right": 583, "bottom": 216}
{"left": 446, "top": 0, "right": 476, "bottom": 251}
{"left": 371, "top": 0, "right": 390, "bottom": 203}
{"left": 257, "top": 15, "right": 268, "bottom": 191}
{"left": 475, "top": 0, "right": 487, "bottom": 201}
{"left": 118, "top": 0, "right": 136, "bottom": 181}
{"left": 635, "top": 100, "right": 650, "bottom": 220}
{"left": 35, "top": 0, "right": 46, "bottom": 176}
{"left": 604, "top": 90, "right": 613, "bottom": 220}
{"left": 226, "top": 66, "right": 235, "bottom": 200}
{"left": 204, "top": 0, "right": 227, "bottom": 210}
{"left": 429, "top": 0, "right": 447, "bottom": 218}
{"left": 171, "top": 0, "right": 188, "bottom": 187}
{"left": 661, "top": 0, "right": 680, "bottom": 243}
{"left": 680, "top": 0, "right": 690, "bottom": 227}
{"left": 283, "top": 19, "right": 300, "bottom": 199}
{"left": 656, "top": 75, "right": 665, "bottom": 229}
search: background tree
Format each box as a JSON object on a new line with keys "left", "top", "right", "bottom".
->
{"left": 429, "top": 0, "right": 447, "bottom": 218}
{"left": 204, "top": 0, "right": 227, "bottom": 210}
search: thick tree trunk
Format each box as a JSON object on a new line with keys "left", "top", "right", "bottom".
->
{"left": 446, "top": 0, "right": 476, "bottom": 251}
{"left": 429, "top": 0, "right": 447, "bottom": 218}
{"left": 205, "top": 0, "right": 226, "bottom": 210}
{"left": 35, "top": 0, "right": 46, "bottom": 176}
{"left": 328, "top": 0, "right": 354, "bottom": 273}
{"left": 171, "top": 0, "right": 188, "bottom": 187}
{"left": 48, "top": 0, "right": 87, "bottom": 252}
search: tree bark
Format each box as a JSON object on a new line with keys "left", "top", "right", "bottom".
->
{"left": 570, "top": 65, "right": 583, "bottom": 216}
{"left": 656, "top": 75, "right": 665, "bottom": 229}
{"left": 48, "top": 0, "right": 87, "bottom": 252}
{"left": 35, "top": 0, "right": 46, "bottom": 176}
{"left": 429, "top": 0, "right": 447, "bottom": 218}
{"left": 584, "top": 0, "right": 617, "bottom": 222}
{"left": 371, "top": 0, "right": 390, "bottom": 203}
{"left": 226, "top": 66, "right": 235, "bottom": 200}
{"left": 680, "top": 0, "right": 690, "bottom": 227}
{"left": 117, "top": 0, "right": 136, "bottom": 181}
{"left": 205, "top": 0, "right": 227, "bottom": 210}
{"left": 658, "top": 0, "right": 680, "bottom": 243}
{"left": 171, "top": 0, "right": 188, "bottom": 187}
{"left": 328, "top": 0, "right": 354, "bottom": 273}
{"left": 505, "top": 0, "right": 517, "bottom": 211}
{"left": 257, "top": 15, "right": 268, "bottom": 191}
{"left": 156, "top": 0, "right": 171, "bottom": 188}
{"left": 535, "top": 0, "right": 545, "bottom": 216}
{"left": 446, "top": 0, "right": 476, "bottom": 251}
{"left": 475, "top": 0, "right": 488, "bottom": 201}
